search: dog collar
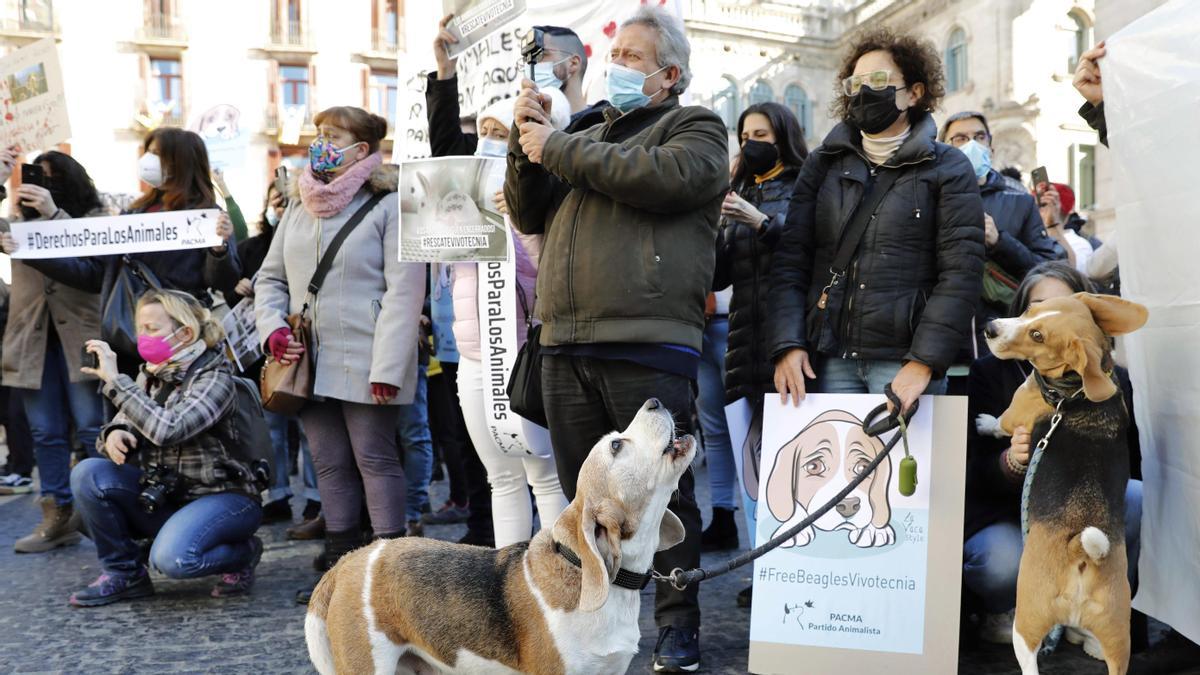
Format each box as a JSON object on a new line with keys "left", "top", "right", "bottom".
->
{"left": 552, "top": 540, "right": 655, "bottom": 591}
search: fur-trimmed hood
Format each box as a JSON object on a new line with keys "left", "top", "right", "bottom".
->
{"left": 287, "top": 162, "right": 399, "bottom": 201}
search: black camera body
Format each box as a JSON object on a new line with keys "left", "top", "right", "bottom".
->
{"left": 138, "top": 466, "right": 186, "bottom": 514}
{"left": 521, "top": 27, "right": 545, "bottom": 79}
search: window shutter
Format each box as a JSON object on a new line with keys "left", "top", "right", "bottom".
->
{"left": 362, "top": 67, "right": 371, "bottom": 109}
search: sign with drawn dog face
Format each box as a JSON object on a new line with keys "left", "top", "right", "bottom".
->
{"left": 750, "top": 394, "right": 967, "bottom": 675}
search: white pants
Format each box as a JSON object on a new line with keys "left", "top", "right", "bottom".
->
{"left": 457, "top": 356, "right": 568, "bottom": 547}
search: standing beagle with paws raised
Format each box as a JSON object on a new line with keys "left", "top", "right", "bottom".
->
{"left": 976, "top": 292, "right": 1148, "bottom": 675}
{"left": 305, "top": 398, "right": 695, "bottom": 674}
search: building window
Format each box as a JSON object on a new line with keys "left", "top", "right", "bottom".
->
{"left": 946, "top": 28, "right": 968, "bottom": 93}
{"left": 370, "top": 71, "right": 398, "bottom": 128}
{"left": 784, "top": 83, "right": 811, "bottom": 137}
{"left": 150, "top": 58, "right": 183, "bottom": 118}
{"left": 1067, "top": 11, "right": 1093, "bottom": 72}
{"left": 713, "top": 76, "right": 738, "bottom": 131}
{"left": 371, "top": 0, "right": 401, "bottom": 52}
{"left": 272, "top": 0, "right": 305, "bottom": 44}
{"left": 280, "top": 65, "right": 309, "bottom": 111}
{"left": 749, "top": 79, "right": 774, "bottom": 106}
{"left": 20, "top": 0, "right": 54, "bottom": 31}
{"left": 1069, "top": 144, "right": 1096, "bottom": 210}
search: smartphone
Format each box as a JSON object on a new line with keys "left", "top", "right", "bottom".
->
{"left": 1031, "top": 166, "right": 1050, "bottom": 193}
{"left": 21, "top": 163, "right": 44, "bottom": 188}
{"left": 273, "top": 166, "right": 289, "bottom": 208}
{"left": 81, "top": 345, "right": 99, "bottom": 370}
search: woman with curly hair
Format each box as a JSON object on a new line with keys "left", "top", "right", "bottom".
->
{"left": 768, "top": 27, "right": 985, "bottom": 412}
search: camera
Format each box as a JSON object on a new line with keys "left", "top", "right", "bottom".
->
{"left": 138, "top": 466, "right": 186, "bottom": 514}
{"left": 521, "top": 27, "right": 546, "bottom": 79}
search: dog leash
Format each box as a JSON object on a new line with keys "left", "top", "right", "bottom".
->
{"left": 657, "top": 386, "right": 918, "bottom": 592}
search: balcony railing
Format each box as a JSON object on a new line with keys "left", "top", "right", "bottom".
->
{"left": 371, "top": 28, "right": 399, "bottom": 54}
{"left": 137, "top": 14, "right": 187, "bottom": 42}
{"left": 0, "top": 16, "right": 59, "bottom": 36}
{"left": 269, "top": 20, "right": 312, "bottom": 49}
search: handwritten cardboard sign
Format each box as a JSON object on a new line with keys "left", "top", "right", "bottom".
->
{"left": 0, "top": 38, "right": 71, "bottom": 152}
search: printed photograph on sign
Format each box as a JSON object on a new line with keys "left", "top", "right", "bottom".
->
{"left": 0, "top": 38, "right": 72, "bottom": 153}
{"left": 753, "top": 394, "right": 933, "bottom": 655}
{"left": 9, "top": 63, "right": 49, "bottom": 104}
{"left": 400, "top": 156, "right": 508, "bottom": 262}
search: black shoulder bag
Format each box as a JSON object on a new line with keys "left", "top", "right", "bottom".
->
{"left": 506, "top": 275, "right": 547, "bottom": 428}
{"left": 816, "top": 169, "right": 902, "bottom": 311}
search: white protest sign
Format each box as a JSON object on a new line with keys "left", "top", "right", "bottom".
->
{"left": 189, "top": 104, "right": 250, "bottom": 170}
{"left": 0, "top": 38, "right": 71, "bottom": 152}
{"left": 222, "top": 299, "right": 262, "bottom": 373}
{"left": 443, "top": 0, "right": 528, "bottom": 59}
{"left": 400, "top": 155, "right": 509, "bottom": 262}
{"left": 10, "top": 209, "right": 222, "bottom": 259}
{"left": 750, "top": 394, "right": 967, "bottom": 675}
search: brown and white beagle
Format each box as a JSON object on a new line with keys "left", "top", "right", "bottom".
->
{"left": 976, "top": 292, "right": 1148, "bottom": 675}
{"left": 765, "top": 410, "right": 895, "bottom": 548}
{"left": 305, "top": 398, "right": 695, "bottom": 674}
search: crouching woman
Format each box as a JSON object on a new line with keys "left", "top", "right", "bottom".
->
{"left": 68, "top": 289, "right": 263, "bottom": 607}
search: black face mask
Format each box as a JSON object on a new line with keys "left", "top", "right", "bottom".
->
{"left": 741, "top": 139, "right": 780, "bottom": 177}
{"left": 848, "top": 85, "right": 905, "bottom": 134}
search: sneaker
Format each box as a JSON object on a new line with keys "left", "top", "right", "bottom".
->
{"left": 212, "top": 536, "right": 263, "bottom": 598}
{"left": 407, "top": 520, "right": 425, "bottom": 537}
{"left": 261, "top": 499, "right": 292, "bottom": 524}
{"left": 652, "top": 625, "right": 701, "bottom": 673}
{"left": 979, "top": 609, "right": 1016, "bottom": 645}
{"left": 69, "top": 569, "right": 154, "bottom": 607}
{"left": 0, "top": 473, "right": 33, "bottom": 495}
{"left": 421, "top": 501, "right": 470, "bottom": 526}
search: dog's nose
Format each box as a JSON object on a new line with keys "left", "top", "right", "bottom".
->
{"left": 983, "top": 321, "right": 1000, "bottom": 340}
{"left": 646, "top": 398, "right": 661, "bottom": 411}
{"left": 836, "top": 496, "right": 861, "bottom": 518}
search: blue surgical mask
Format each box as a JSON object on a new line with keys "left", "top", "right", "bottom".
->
{"left": 475, "top": 137, "right": 508, "bottom": 158}
{"left": 959, "top": 139, "right": 992, "bottom": 181}
{"left": 533, "top": 58, "right": 567, "bottom": 91}
{"left": 607, "top": 63, "right": 668, "bottom": 113}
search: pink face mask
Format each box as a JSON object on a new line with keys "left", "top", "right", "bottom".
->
{"left": 137, "top": 329, "right": 181, "bottom": 364}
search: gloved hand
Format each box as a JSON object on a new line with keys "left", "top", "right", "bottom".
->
{"left": 371, "top": 382, "right": 398, "bottom": 404}
{"left": 267, "top": 328, "right": 293, "bottom": 362}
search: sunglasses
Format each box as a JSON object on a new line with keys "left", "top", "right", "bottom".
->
{"left": 842, "top": 69, "right": 906, "bottom": 96}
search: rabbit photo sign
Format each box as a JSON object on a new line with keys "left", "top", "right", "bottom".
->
{"left": 400, "top": 156, "right": 509, "bottom": 262}
{"left": 749, "top": 393, "right": 967, "bottom": 675}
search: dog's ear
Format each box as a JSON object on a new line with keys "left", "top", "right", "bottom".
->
{"left": 576, "top": 500, "right": 623, "bottom": 612}
{"left": 867, "top": 440, "right": 893, "bottom": 528}
{"left": 766, "top": 437, "right": 800, "bottom": 522}
{"left": 656, "top": 509, "right": 685, "bottom": 552}
{"left": 1066, "top": 336, "right": 1118, "bottom": 402}
{"left": 1074, "top": 293, "right": 1149, "bottom": 336}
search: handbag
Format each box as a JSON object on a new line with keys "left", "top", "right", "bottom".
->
{"left": 102, "top": 256, "right": 162, "bottom": 360}
{"left": 981, "top": 260, "right": 1021, "bottom": 310}
{"left": 506, "top": 273, "right": 548, "bottom": 428}
{"left": 260, "top": 192, "right": 387, "bottom": 414}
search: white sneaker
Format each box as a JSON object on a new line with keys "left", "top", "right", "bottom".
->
{"left": 1065, "top": 626, "right": 1106, "bottom": 661}
{"left": 979, "top": 609, "right": 1016, "bottom": 644}
{"left": 0, "top": 473, "right": 33, "bottom": 494}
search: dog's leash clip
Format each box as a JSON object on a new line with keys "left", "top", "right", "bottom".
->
{"left": 653, "top": 568, "right": 693, "bottom": 592}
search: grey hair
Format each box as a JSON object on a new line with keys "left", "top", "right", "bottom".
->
{"left": 621, "top": 6, "right": 692, "bottom": 95}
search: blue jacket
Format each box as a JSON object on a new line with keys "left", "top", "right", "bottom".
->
{"left": 979, "top": 169, "right": 1063, "bottom": 280}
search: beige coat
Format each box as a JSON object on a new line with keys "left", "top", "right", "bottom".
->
{"left": 1, "top": 209, "right": 105, "bottom": 389}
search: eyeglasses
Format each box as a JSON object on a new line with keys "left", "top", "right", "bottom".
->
{"left": 842, "top": 69, "right": 904, "bottom": 96}
{"left": 948, "top": 131, "right": 990, "bottom": 146}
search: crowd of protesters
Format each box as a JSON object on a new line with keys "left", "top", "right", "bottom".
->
{"left": 0, "top": 6, "right": 1195, "bottom": 672}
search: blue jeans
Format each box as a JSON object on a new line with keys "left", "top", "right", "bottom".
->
{"left": 963, "top": 480, "right": 1143, "bottom": 613}
{"left": 697, "top": 318, "right": 736, "bottom": 510}
{"left": 813, "top": 357, "right": 948, "bottom": 396}
{"left": 21, "top": 334, "right": 103, "bottom": 505}
{"left": 264, "top": 409, "right": 319, "bottom": 504}
{"left": 399, "top": 369, "right": 433, "bottom": 523}
{"left": 70, "top": 458, "right": 262, "bottom": 578}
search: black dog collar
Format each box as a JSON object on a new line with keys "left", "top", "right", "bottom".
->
{"left": 553, "top": 540, "right": 654, "bottom": 590}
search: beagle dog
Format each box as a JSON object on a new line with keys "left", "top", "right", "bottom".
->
{"left": 976, "top": 292, "right": 1148, "bottom": 675}
{"left": 765, "top": 410, "right": 895, "bottom": 549}
{"left": 305, "top": 399, "right": 694, "bottom": 675}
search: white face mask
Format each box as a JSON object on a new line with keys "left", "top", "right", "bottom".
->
{"left": 265, "top": 208, "right": 281, "bottom": 228}
{"left": 475, "top": 137, "right": 509, "bottom": 158}
{"left": 139, "top": 152, "right": 164, "bottom": 188}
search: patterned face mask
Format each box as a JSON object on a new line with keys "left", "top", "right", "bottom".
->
{"left": 308, "top": 137, "right": 362, "bottom": 175}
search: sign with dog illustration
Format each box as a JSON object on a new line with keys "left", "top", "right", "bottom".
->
{"left": 0, "top": 38, "right": 71, "bottom": 153}
{"left": 750, "top": 393, "right": 968, "bottom": 675}
{"left": 399, "top": 156, "right": 509, "bottom": 262}
{"left": 189, "top": 104, "right": 249, "bottom": 170}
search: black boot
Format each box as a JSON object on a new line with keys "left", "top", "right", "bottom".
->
{"left": 701, "top": 507, "right": 739, "bottom": 552}
{"left": 297, "top": 530, "right": 363, "bottom": 605}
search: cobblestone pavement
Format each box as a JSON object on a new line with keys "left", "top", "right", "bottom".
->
{"left": 0, "top": 460, "right": 1192, "bottom": 673}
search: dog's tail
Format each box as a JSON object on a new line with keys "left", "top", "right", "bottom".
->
{"left": 1068, "top": 526, "right": 1111, "bottom": 563}
{"left": 305, "top": 571, "right": 337, "bottom": 675}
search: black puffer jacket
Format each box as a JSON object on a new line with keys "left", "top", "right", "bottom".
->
{"left": 767, "top": 114, "right": 985, "bottom": 377}
{"left": 713, "top": 166, "right": 799, "bottom": 401}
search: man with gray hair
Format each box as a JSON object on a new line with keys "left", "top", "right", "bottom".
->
{"left": 505, "top": 6, "right": 727, "bottom": 671}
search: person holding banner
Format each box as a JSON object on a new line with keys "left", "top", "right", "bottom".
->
{"left": 0, "top": 151, "right": 109, "bottom": 553}
{"left": 505, "top": 7, "right": 728, "bottom": 670}
{"left": 15, "top": 128, "right": 240, "bottom": 374}
{"left": 768, "top": 27, "right": 984, "bottom": 412}
{"left": 254, "top": 106, "right": 421, "bottom": 603}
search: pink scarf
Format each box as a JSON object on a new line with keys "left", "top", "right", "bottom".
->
{"left": 298, "top": 152, "right": 384, "bottom": 218}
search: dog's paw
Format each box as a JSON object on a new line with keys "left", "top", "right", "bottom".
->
{"left": 849, "top": 524, "right": 895, "bottom": 548}
{"left": 772, "top": 524, "right": 815, "bottom": 548}
{"left": 974, "top": 414, "right": 1009, "bottom": 439}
